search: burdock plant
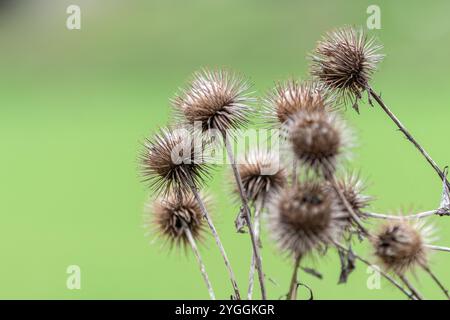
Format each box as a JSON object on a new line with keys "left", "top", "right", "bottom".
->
{"left": 139, "top": 25, "right": 450, "bottom": 300}
{"left": 310, "top": 26, "right": 449, "bottom": 190}
{"left": 285, "top": 109, "right": 352, "bottom": 177}
{"left": 140, "top": 126, "right": 241, "bottom": 299}
{"left": 372, "top": 219, "right": 449, "bottom": 300}
{"left": 263, "top": 80, "right": 331, "bottom": 127}
{"left": 267, "top": 181, "right": 348, "bottom": 300}
{"left": 235, "top": 149, "right": 287, "bottom": 299}
{"left": 145, "top": 193, "right": 215, "bottom": 299}
{"left": 172, "top": 69, "right": 267, "bottom": 299}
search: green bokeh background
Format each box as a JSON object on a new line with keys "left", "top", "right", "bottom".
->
{"left": 1, "top": 0, "right": 450, "bottom": 299}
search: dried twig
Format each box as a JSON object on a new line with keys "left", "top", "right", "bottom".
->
{"left": 288, "top": 254, "right": 302, "bottom": 300}
{"left": 187, "top": 174, "right": 241, "bottom": 300}
{"left": 397, "top": 274, "right": 423, "bottom": 300}
{"left": 363, "top": 210, "right": 437, "bottom": 220}
{"left": 223, "top": 132, "right": 267, "bottom": 300}
{"left": 247, "top": 198, "right": 264, "bottom": 300}
{"left": 334, "top": 242, "right": 416, "bottom": 300}
{"left": 425, "top": 244, "right": 450, "bottom": 253}
{"left": 368, "top": 87, "right": 450, "bottom": 190}
{"left": 420, "top": 264, "right": 449, "bottom": 300}
{"left": 183, "top": 221, "right": 216, "bottom": 300}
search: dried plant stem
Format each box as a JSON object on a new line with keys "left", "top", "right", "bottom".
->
{"left": 368, "top": 87, "right": 450, "bottom": 189}
{"left": 223, "top": 133, "right": 267, "bottom": 300}
{"left": 292, "top": 159, "right": 298, "bottom": 187}
{"left": 287, "top": 254, "right": 302, "bottom": 300}
{"left": 247, "top": 198, "right": 264, "bottom": 300}
{"left": 397, "top": 274, "right": 423, "bottom": 300}
{"left": 334, "top": 242, "right": 416, "bottom": 300}
{"left": 363, "top": 210, "right": 436, "bottom": 220}
{"left": 420, "top": 264, "right": 450, "bottom": 300}
{"left": 183, "top": 223, "right": 216, "bottom": 300}
{"left": 425, "top": 244, "right": 450, "bottom": 253}
{"left": 329, "top": 175, "right": 370, "bottom": 237}
{"left": 187, "top": 175, "right": 241, "bottom": 300}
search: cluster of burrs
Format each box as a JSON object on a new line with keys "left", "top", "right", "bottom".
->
{"left": 140, "top": 26, "right": 450, "bottom": 300}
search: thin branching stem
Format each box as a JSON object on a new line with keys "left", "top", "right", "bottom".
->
{"left": 397, "top": 274, "right": 423, "bottom": 300}
{"left": 363, "top": 210, "right": 437, "bottom": 220}
{"left": 368, "top": 87, "right": 450, "bottom": 190}
{"left": 334, "top": 242, "right": 416, "bottom": 300}
{"left": 292, "top": 159, "right": 298, "bottom": 187}
{"left": 420, "top": 264, "right": 450, "bottom": 300}
{"left": 183, "top": 222, "right": 216, "bottom": 300}
{"left": 288, "top": 254, "right": 302, "bottom": 300}
{"left": 247, "top": 198, "right": 264, "bottom": 300}
{"left": 425, "top": 244, "right": 450, "bottom": 253}
{"left": 223, "top": 132, "right": 267, "bottom": 300}
{"left": 187, "top": 174, "right": 241, "bottom": 300}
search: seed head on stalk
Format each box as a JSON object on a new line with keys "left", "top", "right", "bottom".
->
{"left": 262, "top": 80, "right": 332, "bottom": 127}
{"left": 310, "top": 27, "right": 383, "bottom": 112}
{"left": 235, "top": 149, "right": 287, "bottom": 205}
{"left": 144, "top": 192, "right": 210, "bottom": 250}
{"left": 372, "top": 219, "right": 433, "bottom": 274}
{"left": 268, "top": 181, "right": 348, "bottom": 257}
{"left": 140, "top": 127, "right": 212, "bottom": 196}
{"left": 172, "top": 68, "right": 255, "bottom": 134}
{"left": 285, "top": 109, "right": 352, "bottom": 176}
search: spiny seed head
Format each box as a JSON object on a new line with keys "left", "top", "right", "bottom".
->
{"left": 372, "top": 220, "right": 429, "bottom": 274}
{"left": 310, "top": 27, "right": 383, "bottom": 107}
{"left": 268, "top": 181, "right": 348, "bottom": 257}
{"left": 236, "top": 150, "right": 287, "bottom": 204}
{"left": 140, "top": 127, "right": 211, "bottom": 195}
{"left": 329, "top": 173, "right": 372, "bottom": 219}
{"left": 172, "top": 68, "right": 255, "bottom": 133}
{"left": 145, "top": 192, "right": 209, "bottom": 249}
{"left": 286, "top": 110, "right": 351, "bottom": 175}
{"left": 263, "top": 80, "right": 332, "bottom": 127}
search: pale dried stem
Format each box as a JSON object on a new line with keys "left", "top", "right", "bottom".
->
{"left": 397, "top": 274, "right": 423, "bottom": 300}
{"left": 334, "top": 242, "right": 416, "bottom": 300}
{"left": 420, "top": 264, "right": 450, "bottom": 300}
{"left": 247, "top": 198, "right": 264, "bottom": 300}
{"left": 183, "top": 223, "right": 216, "bottom": 300}
{"left": 288, "top": 254, "right": 302, "bottom": 300}
{"left": 425, "top": 244, "right": 450, "bottom": 253}
{"left": 363, "top": 210, "right": 436, "bottom": 220}
{"left": 187, "top": 174, "right": 241, "bottom": 300}
{"left": 223, "top": 132, "right": 267, "bottom": 300}
{"left": 368, "top": 87, "right": 450, "bottom": 190}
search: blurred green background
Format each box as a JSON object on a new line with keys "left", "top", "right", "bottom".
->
{"left": 1, "top": 0, "right": 450, "bottom": 299}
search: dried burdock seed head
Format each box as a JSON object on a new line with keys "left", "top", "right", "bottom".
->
{"left": 310, "top": 27, "right": 383, "bottom": 110}
{"left": 286, "top": 109, "right": 351, "bottom": 175}
{"left": 172, "top": 68, "right": 255, "bottom": 133}
{"left": 372, "top": 220, "right": 431, "bottom": 274}
{"left": 140, "top": 127, "right": 211, "bottom": 195}
{"left": 329, "top": 173, "right": 372, "bottom": 217}
{"left": 235, "top": 149, "right": 287, "bottom": 205}
{"left": 145, "top": 192, "right": 209, "bottom": 249}
{"left": 268, "top": 181, "right": 348, "bottom": 257}
{"left": 263, "top": 80, "right": 332, "bottom": 127}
